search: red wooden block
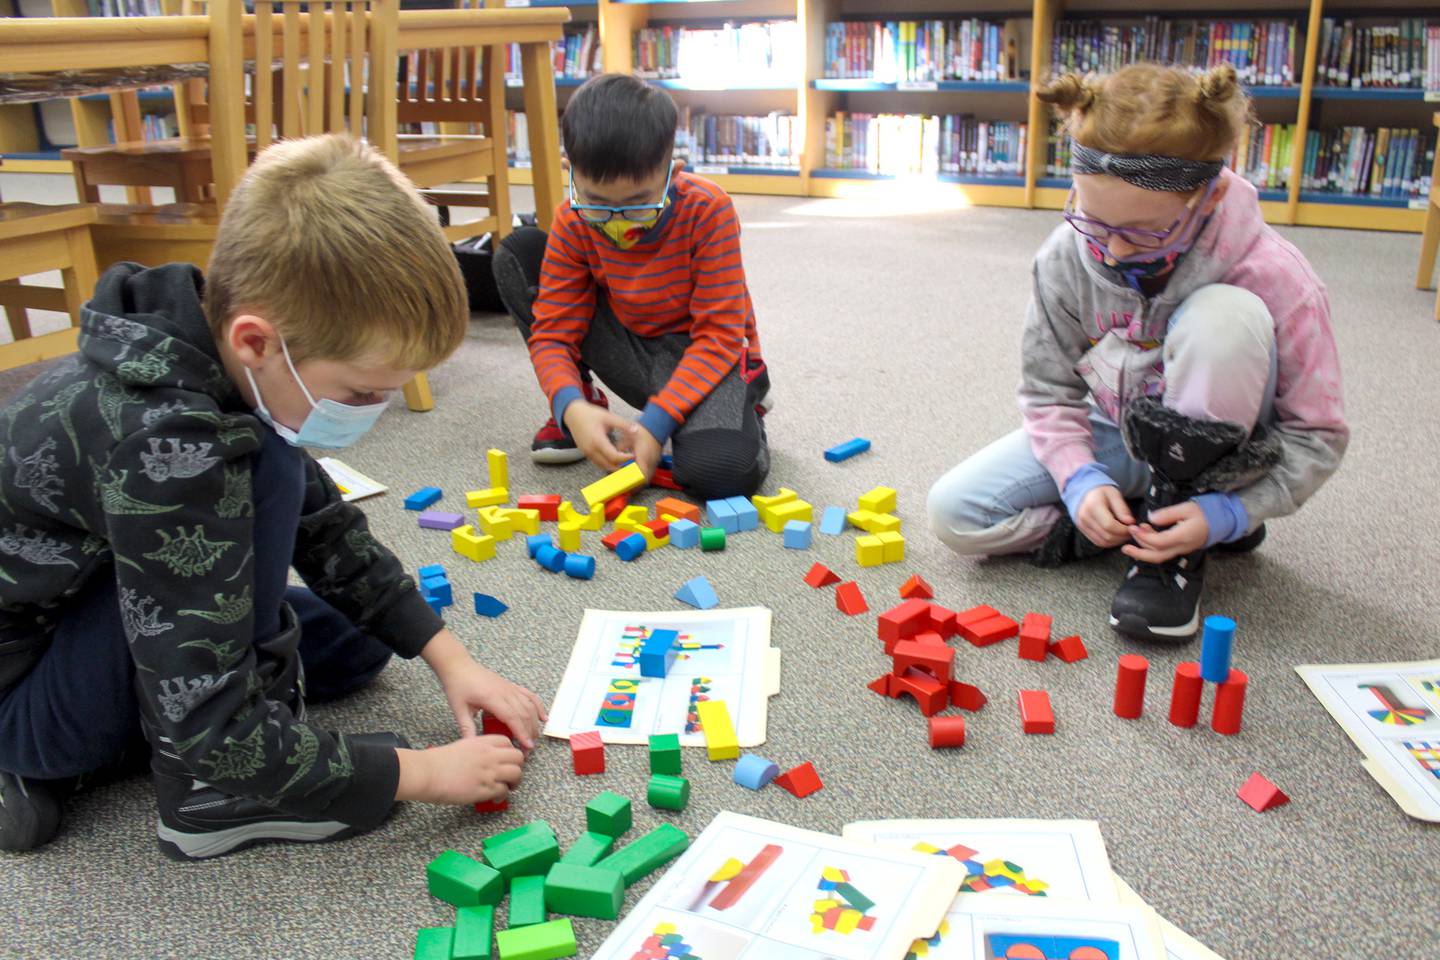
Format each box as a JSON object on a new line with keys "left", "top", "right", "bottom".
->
{"left": 482, "top": 714, "right": 515, "bottom": 740}
{"left": 899, "top": 574, "right": 934, "bottom": 600}
{"left": 602, "top": 529, "right": 632, "bottom": 551}
{"left": 928, "top": 715, "right": 966, "bottom": 748}
{"left": 654, "top": 497, "right": 701, "bottom": 524}
{"left": 804, "top": 563, "right": 841, "bottom": 588}
{"left": 1237, "top": 772, "right": 1289, "bottom": 812}
{"left": 643, "top": 518, "right": 670, "bottom": 539}
{"left": 893, "top": 640, "right": 954, "bottom": 686}
{"left": 1018, "top": 689, "right": 1055, "bottom": 734}
{"left": 964, "top": 614, "right": 1019, "bottom": 647}
{"left": 1168, "top": 662, "right": 1203, "bottom": 728}
{"left": 650, "top": 468, "right": 682, "bottom": 491}
{"left": 949, "top": 680, "right": 987, "bottom": 712}
{"left": 773, "top": 761, "right": 823, "bottom": 798}
{"left": 603, "top": 494, "right": 629, "bottom": 521}
{"left": 835, "top": 581, "right": 868, "bottom": 616}
{"left": 878, "top": 599, "right": 933, "bottom": 652}
{"left": 1113, "top": 654, "right": 1149, "bottom": 719}
{"left": 517, "top": 494, "right": 562, "bottom": 521}
{"left": 912, "top": 630, "right": 946, "bottom": 646}
{"left": 1212, "top": 668, "right": 1248, "bottom": 735}
{"left": 1050, "top": 634, "right": 1088, "bottom": 663}
{"left": 928, "top": 605, "right": 957, "bottom": 639}
{"left": 867, "top": 674, "right": 895, "bottom": 697}
{"left": 1017, "top": 613, "right": 1051, "bottom": 661}
{"left": 570, "top": 730, "right": 605, "bottom": 776}
{"left": 474, "top": 798, "right": 508, "bottom": 813}
{"left": 892, "top": 667, "right": 948, "bottom": 716}
{"left": 955, "top": 604, "right": 1000, "bottom": 628}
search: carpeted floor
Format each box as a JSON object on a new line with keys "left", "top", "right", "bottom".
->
{"left": 3, "top": 174, "right": 1439, "bottom": 960}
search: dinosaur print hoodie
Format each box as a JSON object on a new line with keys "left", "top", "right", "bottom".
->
{"left": 0, "top": 262, "right": 439, "bottom": 827}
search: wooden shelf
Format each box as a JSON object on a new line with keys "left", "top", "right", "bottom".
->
{"left": 813, "top": 79, "right": 1030, "bottom": 93}
{"left": 1311, "top": 86, "right": 1435, "bottom": 101}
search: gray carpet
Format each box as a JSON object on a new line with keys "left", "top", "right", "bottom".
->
{"left": 3, "top": 176, "right": 1439, "bottom": 960}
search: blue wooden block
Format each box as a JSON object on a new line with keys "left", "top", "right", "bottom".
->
{"left": 782, "top": 520, "right": 812, "bottom": 549}
{"left": 473, "top": 593, "right": 508, "bottom": 618}
{"left": 668, "top": 518, "right": 700, "bottom": 549}
{"left": 404, "top": 486, "right": 443, "bottom": 510}
{"left": 417, "top": 564, "right": 447, "bottom": 581}
{"left": 675, "top": 575, "right": 719, "bottom": 610}
{"left": 705, "top": 499, "right": 739, "bottom": 533}
{"left": 639, "top": 628, "right": 678, "bottom": 678}
{"left": 733, "top": 753, "right": 779, "bottom": 790}
{"left": 421, "top": 576, "right": 453, "bottom": 605}
{"left": 615, "top": 533, "right": 647, "bottom": 562}
{"left": 819, "top": 506, "right": 846, "bottom": 535}
{"left": 725, "top": 496, "right": 759, "bottom": 531}
{"left": 1200, "top": 615, "right": 1236, "bottom": 683}
{"left": 526, "top": 534, "right": 553, "bottom": 559}
{"left": 426, "top": 596, "right": 446, "bottom": 616}
{"left": 535, "top": 545, "right": 567, "bottom": 572}
{"left": 823, "top": 438, "right": 871, "bottom": 463}
{"left": 563, "top": 554, "right": 596, "bottom": 580}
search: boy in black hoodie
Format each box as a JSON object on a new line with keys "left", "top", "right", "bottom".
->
{"left": 0, "top": 135, "right": 545, "bottom": 858}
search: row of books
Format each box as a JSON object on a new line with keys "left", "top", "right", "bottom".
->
{"left": 1052, "top": 19, "right": 1298, "bottom": 87}
{"left": 826, "top": 112, "right": 1026, "bottom": 179}
{"left": 1302, "top": 126, "right": 1436, "bottom": 199}
{"left": 822, "top": 20, "right": 1021, "bottom": 83}
{"left": 504, "top": 26, "right": 602, "bottom": 85}
{"left": 1231, "top": 123, "right": 1297, "bottom": 191}
{"left": 110, "top": 112, "right": 178, "bottom": 143}
{"left": 673, "top": 110, "right": 800, "bottom": 169}
{"left": 506, "top": 111, "right": 532, "bottom": 167}
{"left": 1314, "top": 19, "right": 1440, "bottom": 91}
{"left": 632, "top": 22, "right": 801, "bottom": 86}
{"left": 85, "top": 0, "right": 165, "bottom": 15}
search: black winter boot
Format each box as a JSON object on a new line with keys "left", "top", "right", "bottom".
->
{"left": 1030, "top": 512, "right": 1116, "bottom": 568}
{"left": 1109, "top": 399, "right": 1281, "bottom": 644}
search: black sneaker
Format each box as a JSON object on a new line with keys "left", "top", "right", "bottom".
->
{"left": 0, "top": 771, "right": 64, "bottom": 852}
{"left": 151, "top": 732, "right": 408, "bottom": 862}
{"left": 1109, "top": 549, "right": 1208, "bottom": 644}
{"left": 1215, "top": 523, "right": 1266, "bottom": 554}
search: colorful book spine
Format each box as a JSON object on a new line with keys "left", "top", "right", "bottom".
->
{"left": 827, "top": 112, "right": 1025, "bottom": 178}
{"left": 822, "top": 19, "right": 1018, "bottom": 82}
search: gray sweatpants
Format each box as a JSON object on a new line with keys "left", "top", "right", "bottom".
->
{"left": 493, "top": 226, "right": 770, "bottom": 499}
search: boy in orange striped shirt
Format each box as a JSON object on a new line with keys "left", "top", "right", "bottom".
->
{"left": 493, "top": 74, "right": 771, "bottom": 498}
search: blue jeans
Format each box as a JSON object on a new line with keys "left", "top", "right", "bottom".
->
{"left": 928, "top": 284, "right": 1278, "bottom": 557}
{"left": 0, "top": 429, "right": 392, "bottom": 781}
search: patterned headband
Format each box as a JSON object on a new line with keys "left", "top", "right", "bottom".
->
{"left": 1070, "top": 140, "right": 1223, "bottom": 192}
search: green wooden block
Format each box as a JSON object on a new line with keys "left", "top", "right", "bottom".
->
{"left": 413, "top": 927, "right": 454, "bottom": 960}
{"left": 559, "top": 831, "right": 615, "bottom": 866}
{"left": 648, "top": 733, "right": 682, "bottom": 775}
{"left": 543, "top": 862, "right": 625, "bottom": 920}
{"left": 594, "top": 823, "right": 690, "bottom": 886}
{"left": 452, "top": 906, "right": 494, "bottom": 960}
{"left": 584, "top": 791, "right": 632, "bottom": 837}
{"left": 834, "top": 881, "right": 875, "bottom": 913}
{"left": 647, "top": 773, "right": 690, "bottom": 811}
{"left": 699, "top": 526, "right": 726, "bottom": 551}
{"left": 486, "top": 830, "right": 560, "bottom": 880}
{"left": 495, "top": 918, "right": 577, "bottom": 960}
{"left": 427, "top": 850, "right": 504, "bottom": 907}
{"left": 509, "top": 874, "right": 548, "bottom": 928}
{"left": 482, "top": 820, "right": 556, "bottom": 856}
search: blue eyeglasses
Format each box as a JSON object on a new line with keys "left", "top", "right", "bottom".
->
{"left": 568, "top": 161, "right": 675, "bottom": 224}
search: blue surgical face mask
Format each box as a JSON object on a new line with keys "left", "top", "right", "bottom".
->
{"left": 243, "top": 337, "right": 390, "bottom": 449}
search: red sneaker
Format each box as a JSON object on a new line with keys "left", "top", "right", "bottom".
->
{"left": 531, "top": 381, "right": 609, "bottom": 465}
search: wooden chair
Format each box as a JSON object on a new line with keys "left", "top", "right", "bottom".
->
{"left": 1414, "top": 111, "right": 1440, "bottom": 321}
{"left": 0, "top": 202, "right": 101, "bottom": 373}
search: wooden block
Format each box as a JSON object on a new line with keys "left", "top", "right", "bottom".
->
{"left": 1051, "top": 634, "right": 1088, "bottom": 663}
{"left": 858, "top": 485, "right": 897, "bottom": 514}
{"left": 1018, "top": 689, "right": 1055, "bottom": 734}
{"left": 581, "top": 463, "right": 647, "bottom": 510}
{"left": 855, "top": 534, "right": 885, "bottom": 567}
{"left": 654, "top": 496, "right": 701, "bottom": 524}
{"left": 893, "top": 639, "right": 954, "bottom": 685}
{"left": 1018, "top": 613, "right": 1051, "bottom": 662}
{"left": 466, "top": 487, "right": 509, "bottom": 508}
{"left": 451, "top": 524, "right": 496, "bottom": 562}
{"left": 964, "top": 614, "right": 1019, "bottom": 647}
{"left": 876, "top": 530, "right": 905, "bottom": 563}
{"left": 1237, "top": 772, "right": 1289, "bottom": 812}
{"left": 899, "top": 574, "right": 933, "bottom": 599}
{"left": 570, "top": 730, "right": 604, "bottom": 776}
{"left": 696, "top": 700, "right": 739, "bottom": 760}
{"left": 486, "top": 448, "right": 509, "bottom": 489}
{"left": 517, "top": 495, "right": 562, "bottom": 522}
{"left": 949, "top": 680, "right": 987, "bottom": 712}
{"left": 835, "top": 581, "right": 868, "bottom": 616}
{"left": 804, "top": 563, "right": 840, "bottom": 588}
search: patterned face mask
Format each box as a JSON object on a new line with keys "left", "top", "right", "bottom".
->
{"left": 592, "top": 195, "right": 672, "bottom": 250}
{"left": 1085, "top": 239, "right": 1186, "bottom": 290}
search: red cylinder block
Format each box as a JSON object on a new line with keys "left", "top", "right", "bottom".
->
{"left": 928, "top": 715, "right": 967, "bottom": 748}
{"left": 1113, "top": 654, "right": 1149, "bottom": 719}
{"left": 1212, "top": 668, "right": 1249, "bottom": 735}
{"left": 1168, "top": 662, "right": 1203, "bottom": 728}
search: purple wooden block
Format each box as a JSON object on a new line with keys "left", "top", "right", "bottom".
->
{"left": 418, "top": 511, "right": 465, "bottom": 530}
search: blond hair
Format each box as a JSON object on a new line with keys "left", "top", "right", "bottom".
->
{"left": 205, "top": 134, "right": 468, "bottom": 369}
{"left": 1039, "top": 63, "right": 1251, "bottom": 161}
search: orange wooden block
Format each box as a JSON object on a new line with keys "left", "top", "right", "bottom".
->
{"left": 899, "top": 574, "right": 934, "bottom": 599}
{"left": 654, "top": 497, "right": 701, "bottom": 524}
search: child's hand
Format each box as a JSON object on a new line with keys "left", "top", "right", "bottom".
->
{"left": 396, "top": 737, "right": 524, "bottom": 805}
{"left": 1077, "top": 485, "right": 1135, "bottom": 547}
{"left": 563, "top": 401, "right": 638, "bottom": 472}
{"left": 441, "top": 661, "right": 548, "bottom": 749}
{"left": 1123, "top": 502, "right": 1209, "bottom": 564}
{"left": 619, "top": 424, "right": 663, "bottom": 481}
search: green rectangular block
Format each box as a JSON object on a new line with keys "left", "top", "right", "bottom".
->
{"left": 594, "top": 823, "right": 689, "bottom": 886}
{"left": 584, "top": 791, "right": 632, "bottom": 838}
{"left": 486, "top": 830, "right": 560, "bottom": 880}
{"left": 834, "top": 881, "right": 875, "bottom": 913}
{"left": 559, "top": 831, "right": 615, "bottom": 866}
{"left": 509, "top": 874, "right": 548, "bottom": 928}
{"left": 482, "top": 820, "right": 556, "bottom": 856}
{"left": 413, "top": 927, "right": 454, "bottom": 960}
{"left": 427, "top": 850, "right": 504, "bottom": 907}
{"left": 648, "top": 733, "right": 682, "bottom": 775}
{"left": 544, "top": 862, "right": 625, "bottom": 920}
{"left": 452, "top": 906, "right": 494, "bottom": 960}
{"left": 495, "top": 918, "right": 577, "bottom": 960}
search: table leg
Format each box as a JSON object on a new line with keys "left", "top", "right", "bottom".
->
{"left": 520, "top": 39, "right": 562, "bottom": 231}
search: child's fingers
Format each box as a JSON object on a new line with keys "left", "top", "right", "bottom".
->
{"left": 454, "top": 705, "right": 477, "bottom": 739}
{"left": 529, "top": 690, "right": 549, "bottom": 722}
{"left": 1122, "top": 543, "right": 1175, "bottom": 565}
{"left": 1102, "top": 487, "right": 1136, "bottom": 525}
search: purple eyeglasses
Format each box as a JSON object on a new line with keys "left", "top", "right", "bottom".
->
{"left": 1062, "top": 177, "right": 1218, "bottom": 262}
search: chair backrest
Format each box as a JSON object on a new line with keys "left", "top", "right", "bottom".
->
{"left": 393, "top": 0, "right": 503, "bottom": 131}
{"left": 208, "top": 0, "right": 398, "bottom": 207}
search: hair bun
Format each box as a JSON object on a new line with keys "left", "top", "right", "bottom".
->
{"left": 1196, "top": 63, "right": 1240, "bottom": 104}
{"left": 1037, "top": 73, "right": 1096, "bottom": 112}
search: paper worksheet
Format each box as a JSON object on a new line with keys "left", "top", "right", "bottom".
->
{"left": 590, "top": 811, "right": 966, "bottom": 960}
{"left": 316, "top": 456, "right": 388, "bottom": 502}
{"left": 1295, "top": 657, "right": 1440, "bottom": 821}
{"left": 1113, "top": 876, "right": 1226, "bottom": 960}
{"left": 543, "top": 607, "right": 779, "bottom": 746}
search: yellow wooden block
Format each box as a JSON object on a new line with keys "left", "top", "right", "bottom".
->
{"left": 848, "top": 510, "right": 901, "bottom": 534}
{"left": 764, "top": 499, "right": 813, "bottom": 533}
{"left": 558, "top": 522, "right": 582, "bottom": 553}
{"left": 858, "top": 485, "right": 897, "bottom": 514}
{"left": 877, "top": 530, "right": 905, "bottom": 563}
{"left": 504, "top": 508, "right": 541, "bottom": 536}
{"left": 836, "top": 909, "right": 862, "bottom": 935}
{"left": 466, "top": 487, "right": 509, "bottom": 509}
{"left": 451, "top": 524, "right": 496, "bottom": 562}
{"left": 476, "top": 506, "right": 513, "bottom": 541}
{"left": 752, "top": 487, "right": 798, "bottom": 526}
{"left": 487, "top": 448, "right": 509, "bottom": 490}
{"left": 558, "top": 500, "right": 604, "bottom": 531}
{"left": 580, "top": 462, "right": 647, "bottom": 510}
{"left": 614, "top": 505, "right": 650, "bottom": 530}
{"left": 709, "top": 858, "right": 744, "bottom": 883}
{"left": 855, "top": 534, "right": 885, "bottom": 567}
{"left": 695, "top": 699, "right": 739, "bottom": 760}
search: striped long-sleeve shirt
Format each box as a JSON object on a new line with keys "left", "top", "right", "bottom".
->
{"left": 529, "top": 170, "right": 762, "bottom": 445}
